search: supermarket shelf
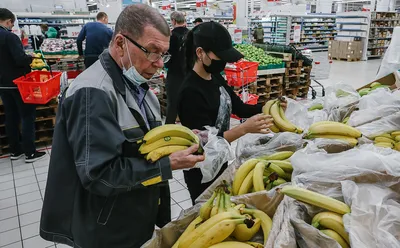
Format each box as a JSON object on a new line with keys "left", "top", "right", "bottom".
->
{"left": 292, "top": 40, "right": 330, "bottom": 43}
{"left": 257, "top": 68, "right": 286, "bottom": 76}
{"left": 370, "top": 26, "right": 395, "bottom": 29}
{"left": 336, "top": 35, "right": 364, "bottom": 38}
{"left": 372, "top": 19, "right": 398, "bottom": 21}
{"left": 368, "top": 54, "right": 383, "bottom": 57}
{"left": 296, "top": 45, "right": 329, "bottom": 51}
{"left": 368, "top": 46, "right": 388, "bottom": 49}
{"left": 368, "top": 37, "right": 391, "bottom": 40}
{"left": 302, "top": 36, "right": 334, "bottom": 39}
{"left": 337, "top": 29, "right": 367, "bottom": 32}
{"left": 336, "top": 16, "right": 368, "bottom": 18}
{"left": 336, "top": 22, "right": 369, "bottom": 25}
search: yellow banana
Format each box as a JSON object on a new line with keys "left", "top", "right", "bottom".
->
{"left": 374, "top": 136, "right": 395, "bottom": 145}
{"left": 270, "top": 102, "right": 297, "bottom": 132}
{"left": 262, "top": 100, "right": 280, "bottom": 133}
{"left": 281, "top": 186, "right": 351, "bottom": 215}
{"left": 210, "top": 191, "right": 222, "bottom": 217}
{"left": 258, "top": 151, "right": 294, "bottom": 160}
{"left": 308, "top": 121, "right": 361, "bottom": 138}
{"left": 253, "top": 161, "right": 266, "bottom": 192}
{"left": 279, "top": 104, "right": 303, "bottom": 134}
{"left": 320, "top": 229, "right": 350, "bottom": 248}
{"left": 271, "top": 177, "right": 287, "bottom": 187}
{"left": 209, "top": 241, "right": 254, "bottom": 248}
{"left": 234, "top": 204, "right": 246, "bottom": 210}
{"left": 308, "top": 134, "right": 358, "bottom": 147}
{"left": 395, "top": 143, "right": 400, "bottom": 151}
{"left": 246, "top": 242, "right": 264, "bottom": 248}
{"left": 395, "top": 135, "right": 400, "bottom": 142}
{"left": 238, "top": 169, "right": 254, "bottom": 195}
{"left": 178, "top": 212, "right": 244, "bottom": 248}
{"left": 266, "top": 162, "right": 288, "bottom": 179}
{"left": 139, "top": 136, "right": 193, "bottom": 154}
{"left": 309, "top": 121, "right": 341, "bottom": 130}
{"left": 143, "top": 124, "right": 199, "bottom": 144}
{"left": 199, "top": 191, "right": 217, "bottom": 221}
{"left": 172, "top": 216, "right": 203, "bottom": 248}
{"left": 241, "top": 208, "right": 273, "bottom": 245}
{"left": 189, "top": 218, "right": 248, "bottom": 248}
{"left": 233, "top": 159, "right": 259, "bottom": 195}
{"left": 391, "top": 131, "right": 400, "bottom": 137}
{"left": 146, "top": 145, "right": 188, "bottom": 162}
{"left": 312, "top": 212, "right": 350, "bottom": 245}
{"left": 232, "top": 218, "right": 261, "bottom": 241}
{"left": 376, "top": 133, "right": 393, "bottom": 139}
{"left": 375, "top": 142, "right": 394, "bottom": 148}
{"left": 266, "top": 160, "right": 293, "bottom": 172}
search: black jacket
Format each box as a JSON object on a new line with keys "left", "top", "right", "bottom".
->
{"left": 0, "top": 26, "right": 32, "bottom": 87}
{"left": 165, "top": 26, "right": 188, "bottom": 74}
{"left": 40, "top": 51, "right": 172, "bottom": 248}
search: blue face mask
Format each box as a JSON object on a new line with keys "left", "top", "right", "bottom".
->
{"left": 121, "top": 38, "right": 149, "bottom": 86}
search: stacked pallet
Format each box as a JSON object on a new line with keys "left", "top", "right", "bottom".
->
{"left": 0, "top": 98, "right": 57, "bottom": 155}
{"left": 298, "top": 66, "right": 312, "bottom": 98}
{"left": 283, "top": 60, "right": 303, "bottom": 99}
{"left": 257, "top": 74, "right": 284, "bottom": 104}
{"left": 149, "top": 77, "right": 167, "bottom": 117}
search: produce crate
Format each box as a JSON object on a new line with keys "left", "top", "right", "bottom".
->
{"left": 13, "top": 71, "right": 62, "bottom": 104}
{"left": 225, "top": 61, "right": 259, "bottom": 87}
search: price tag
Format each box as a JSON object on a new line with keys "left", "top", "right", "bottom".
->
{"left": 293, "top": 25, "right": 301, "bottom": 43}
{"left": 66, "top": 26, "right": 82, "bottom": 38}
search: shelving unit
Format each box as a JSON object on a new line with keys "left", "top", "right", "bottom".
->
{"left": 251, "top": 16, "right": 289, "bottom": 45}
{"left": 367, "top": 12, "right": 400, "bottom": 59}
{"left": 289, "top": 14, "right": 336, "bottom": 51}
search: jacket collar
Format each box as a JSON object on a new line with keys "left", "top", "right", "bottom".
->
{"left": 99, "top": 50, "right": 127, "bottom": 98}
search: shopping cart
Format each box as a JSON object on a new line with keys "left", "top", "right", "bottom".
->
{"left": 302, "top": 50, "right": 332, "bottom": 99}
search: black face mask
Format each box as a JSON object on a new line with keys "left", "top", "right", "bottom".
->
{"left": 203, "top": 53, "right": 227, "bottom": 73}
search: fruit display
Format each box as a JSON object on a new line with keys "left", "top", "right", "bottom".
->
{"left": 139, "top": 124, "right": 200, "bottom": 162}
{"left": 263, "top": 100, "right": 303, "bottom": 133}
{"left": 234, "top": 44, "right": 283, "bottom": 67}
{"left": 304, "top": 121, "right": 362, "bottom": 147}
{"left": 40, "top": 38, "right": 82, "bottom": 54}
{"left": 312, "top": 212, "right": 350, "bottom": 247}
{"left": 232, "top": 151, "right": 294, "bottom": 196}
{"left": 358, "top": 82, "right": 390, "bottom": 96}
{"left": 172, "top": 182, "right": 271, "bottom": 248}
{"left": 373, "top": 131, "right": 400, "bottom": 151}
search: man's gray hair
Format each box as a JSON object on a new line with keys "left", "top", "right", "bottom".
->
{"left": 114, "top": 4, "right": 170, "bottom": 40}
{"left": 170, "top": 11, "right": 185, "bottom": 24}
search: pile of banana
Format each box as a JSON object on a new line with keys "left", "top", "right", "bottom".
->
{"left": 139, "top": 124, "right": 199, "bottom": 162}
{"left": 232, "top": 151, "right": 294, "bottom": 196}
{"left": 262, "top": 100, "right": 303, "bottom": 134}
{"left": 373, "top": 131, "right": 400, "bottom": 151}
{"left": 173, "top": 182, "right": 272, "bottom": 248}
{"left": 280, "top": 185, "right": 351, "bottom": 248}
{"left": 305, "top": 121, "right": 362, "bottom": 147}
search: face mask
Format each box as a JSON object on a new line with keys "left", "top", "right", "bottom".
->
{"left": 121, "top": 38, "right": 149, "bottom": 85}
{"left": 202, "top": 52, "right": 227, "bottom": 74}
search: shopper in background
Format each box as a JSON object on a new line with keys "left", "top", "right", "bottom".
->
{"left": 40, "top": 24, "right": 58, "bottom": 38}
{"left": 40, "top": 4, "right": 204, "bottom": 248}
{"left": 253, "top": 23, "right": 264, "bottom": 44}
{"left": 77, "top": 12, "right": 113, "bottom": 68}
{"left": 193, "top": 17, "right": 203, "bottom": 26}
{"left": 164, "top": 11, "right": 189, "bottom": 124}
{"left": 0, "top": 8, "right": 46, "bottom": 162}
{"left": 177, "top": 22, "right": 286, "bottom": 204}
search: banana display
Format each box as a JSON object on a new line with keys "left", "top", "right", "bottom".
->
{"left": 373, "top": 131, "right": 400, "bottom": 151}
{"left": 305, "top": 121, "right": 362, "bottom": 147}
{"left": 173, "top": 181, "right": 272, "bottom": 248}
{"left": 139, "top": 124, "right": 200, "bottom": 162}
{"left": 263, "top": 100, "right": 303, "bottom": 134}
{"left": 312, "top": 212, "right": 350, "bottom": 247}
{"left": 232, "top": 151, "right": 294, "bottom": 196}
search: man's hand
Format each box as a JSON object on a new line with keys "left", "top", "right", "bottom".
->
{"left": 169, "top": 144, "right": 205, "bottom": 170}
{"left": 279, "top": 97, "right": 288, "bottom": 111}
{"left": 240, "top": 114, "right": 274, "bottom": 135}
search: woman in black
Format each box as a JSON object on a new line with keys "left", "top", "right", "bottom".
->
{"left": 177, "top": 22, "right": 284, "bottom": 204}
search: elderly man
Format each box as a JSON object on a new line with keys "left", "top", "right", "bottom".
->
{"left": 40, "top": 4, "right": 204, "bottom": 248}
{"left": 165, "top": 11, "right": 188, "bottom": 124}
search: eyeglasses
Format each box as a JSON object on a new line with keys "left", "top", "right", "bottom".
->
{"left": 122, "top": 34, "right": 171, "bottom": 63}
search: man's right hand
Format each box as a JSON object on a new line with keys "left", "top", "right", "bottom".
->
{"left": 169, "top": 144, "right": 205, "bottom": 170}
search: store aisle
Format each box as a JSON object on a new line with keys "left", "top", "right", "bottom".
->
{"left": 0, "top": 148, "right": 193, "bottom": 248}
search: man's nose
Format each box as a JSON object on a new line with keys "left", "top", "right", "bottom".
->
{"left": 153, "top": 58, "right": 164, "bottom": 69}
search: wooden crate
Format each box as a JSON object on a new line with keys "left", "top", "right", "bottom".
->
{"left": 285, "top": 60, "right": 303, "bottom": 68}
{"left": 285, "top": 67, "right": 302, "bottom": 77}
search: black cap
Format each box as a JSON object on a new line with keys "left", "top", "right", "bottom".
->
{"left": 193, "top": 21, "right": 243, "bottom": 63}
{"left": 193, "top": 18, "right": 203, "bottom": 23}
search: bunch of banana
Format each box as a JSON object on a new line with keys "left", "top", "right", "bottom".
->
{"left": 280, "top": 185, "right": 351, "bottom": 215}
{"left": 305, "top": 121, "right": 362, "bottom": 147}
{"left": 263, "top": 100, "right": 303, "bottom": 134}
{"left": 312, "top": 212, "right": 350, "bottom": 248}
{"left": 232, "top": 151, "right": 294, "bottom": 196}
{"left": 139, "top": 124, "right": 200, "bottom": 162}
{"left": 373, "top": 131, "right": 400, "bottom": 151}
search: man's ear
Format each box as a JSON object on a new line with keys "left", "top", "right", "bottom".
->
{"left": 114, "top": 35, "right": 125, "bottom": 57}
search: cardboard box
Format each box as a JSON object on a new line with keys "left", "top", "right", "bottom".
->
{"left": 357, "top": 72, "right": 399, "bottom": 91}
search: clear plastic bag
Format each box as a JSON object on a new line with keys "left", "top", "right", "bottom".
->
{"left": 375, "top": 27, "right": 400, "bottom": 79}
{"left": 356, "top": 111, "right": 400, "bottom": 138}
{"left": 324, "top": 83, "right": 360, "bottom": 111}
{"left": 357, "top": 88, "right": 400, "bottom": 110}
{"left": 194, "top": 126, "right": 234, "bottom": 184}
{"left": 347, "top": 105, "right": 400, "bottom": 127}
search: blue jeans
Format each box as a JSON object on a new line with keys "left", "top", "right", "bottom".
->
{"left": 0, "top": 90, "right": 36, "bottom": 155}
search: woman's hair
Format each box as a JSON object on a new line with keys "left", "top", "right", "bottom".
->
{"left": 184, "top": 25, "right": 211, "bottom": 72}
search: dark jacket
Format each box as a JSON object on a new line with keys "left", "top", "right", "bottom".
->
{"left": 77, "top": 22, "right": 113, "bottom": 57}
{"left": 165, "top": 26, "right": 188, "bottom": 74}
{"left": 0, "top": 26, "right": 32, "bottom": 87}
{"left": 40, "top": 51, "right": 172, "bottom": 248}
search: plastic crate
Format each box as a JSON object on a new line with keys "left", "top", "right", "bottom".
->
{"left": 231, "top": 93, "right": 259, "bottom": 120}
{"left": 224, "top": 61, "right": 259, "bottom": 87}
{"left": 13, "top": 71, "right": 62, "bottom": 104}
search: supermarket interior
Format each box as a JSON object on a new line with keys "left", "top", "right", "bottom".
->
{"left": 0, "top": 0, "right": 400, "bottom": 247}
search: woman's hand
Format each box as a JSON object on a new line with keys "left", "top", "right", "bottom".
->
{"left": 279, "top": 97, "right": 288, "bottom": 111}
{"left": 240, "top": 114, "right": 274, "bottom": 135}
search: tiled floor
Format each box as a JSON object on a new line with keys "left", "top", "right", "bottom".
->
{"left": 0, "top": 146, "right": 193, "bottom": 248}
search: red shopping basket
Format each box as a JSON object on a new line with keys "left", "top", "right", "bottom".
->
{"left": 224, "top": 61, "right": 259, "bottom": 87}
{"left": 13, "top": 71, "right": 62, "bottom": 104}
{"left": 231, "top": 93, "right": 259, "bottom": 120}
